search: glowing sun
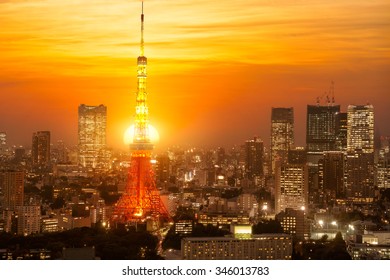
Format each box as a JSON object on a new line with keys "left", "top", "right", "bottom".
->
{"left": 123, "top": 124, "right": 160, "bottom": 145}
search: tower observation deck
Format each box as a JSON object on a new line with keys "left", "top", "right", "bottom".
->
{"left": 112, "top": 2, "right": 171, "bottom": 227}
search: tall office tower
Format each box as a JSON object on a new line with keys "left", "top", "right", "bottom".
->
{"left": 0, "top": 132, "right": 5, "bottom": 145}
{"left": 216, "top": 147, "right": 226, "bottom": 165}
{"left": 0, "top": 170, "right": 24, "bottom": 211}
{"left": 112, "top": 2, "right": 170, "bottom": 226}
{"left": 335, "top": 112, "right": 348, "bottom": 151}
{"left": 306, "top": 105, "right": 340, "bottom": 152}
{"left": 155, "top": 154, "right": 170, "bottom": 190}
{"left": 32, "top": 131, "right": 51, "bottom": 167}
{"left": 377, "top": 152, "right": 390, "bottom": 189}
{"left": 0, "top": 132, "right": 6, "bottom": 156}
{"left": 345, "top": 150, "right": 375, "bottom": 202}
{"left": 78, "top": 104, "right": 107, "bottom": 168}
{"left": 318, "top": 152, "right": 345, "bottom": 207}
{"left": 53, "top": 140, "right": 67, "bottom": 163}
{"left": 275, "top": 162, "right": 308, "bottom": 214}
{"left": 244, "top": 137, "right": 264, "bottom": 181}
{"left": 0, "top": 132, "right": 5, "bottom": 149}
{"left": 271, "top": 108, "right": 294, "bottom": 172}
{"left": 347, "top": 104, "right": 374, "bottom": 153}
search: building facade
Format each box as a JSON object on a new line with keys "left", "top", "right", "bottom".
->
{"left": 17, "top": 205, "right": 41, "bottom": 236}
{"left": 244, "top": 137, "right": 264, "bottom": 181}
{"left": 306, "top": 105, "right": 340, "bottom": 152}
{"left": 335, "top": 112, "right": 348, "bottom": 151}
{"left": 345, "top": 150, "right": 375, "bottom": 203}
{"left": 0, "top": 170, "right": 24, "bottom": 211}
{"left": 347, "top": 104, "right": 374, "bottom": 153}
{"left": 318, "top": 151, "right": 345, "bottom": 206}
{"left": 78, "top": 104, "right": 107, "bottom": 169}
{"left": 275, "top": 163, "right": 308, "bottom": 214}
{"left": 271, "top": 107, "right": 294, "bottom": 172}
{"left": 276, "top": 208, "right": 309, "bottom": 240}
{"left": 32, "top": 131, "right": 51, "bottom": 167}
{"left": 182, "top": 232, "right": 292, "bottom": 260}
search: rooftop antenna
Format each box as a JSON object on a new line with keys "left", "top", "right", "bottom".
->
{"left": 140, "top": 1, "right": 144, "bottom": 56}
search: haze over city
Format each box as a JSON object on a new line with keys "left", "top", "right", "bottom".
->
{"left": 1, "top": 0, "right": 389, "bottom": 150}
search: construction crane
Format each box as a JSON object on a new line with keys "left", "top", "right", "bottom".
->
{"left": 316, "top": 81, "right": 335, "bottom": 106}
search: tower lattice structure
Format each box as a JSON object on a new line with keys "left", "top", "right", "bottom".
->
{"left": 112, "top": 2, "right": 170, "bottom": 225}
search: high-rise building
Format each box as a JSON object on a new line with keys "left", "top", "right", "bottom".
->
{"left": 244, "top": 137, "right": 264, "bottom": 181}
{"left": 275, "top": 162, "right": 308, "bottom": 214}
{"left": 32, "top": 131, "right": 50, "bottom": 167}
{"left": 345, "top": 150, "right": 375, "bottom": 202}
{"left": 347, "top": 104, "right": 374, "bottom": 153}
{"left": 306, "top": 105, "right": 340, "bottom": 152}
{"left": 318, "top": 151, "right": 345, "bottom": 207}
{"left": 335, "top": 112, "right": 348, "bottom": 151}
{"left": 14, "top": 148, "right": 25, "bottom": 163}
{"left": 0, "top": 170, "right": 24, "bottom": 211}
{"left": 377, "top": 152, "right": 390, "bottom": 189}
{"left": 78, "top": 104, "right": 107, "bottom": 168}
{"left": 271, "top": 107, "right": 294, "bottom": 172}
{"left": 155, "top": 154, "right": 170, "bottom": 190}
{"left": 0, "top": 132, "right": 6, "bottom": 151}
{"left": 0, "top": 132, "right": 7, "bottom": 156}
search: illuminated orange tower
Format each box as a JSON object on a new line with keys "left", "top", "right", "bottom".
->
{"left": 112, "top": 2, "right": 170, "bottom": 226}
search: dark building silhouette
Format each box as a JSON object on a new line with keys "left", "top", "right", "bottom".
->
{"left": 306, "top": 105, "right": 340, "bottom": 152}
{"left": 32, "top": 131, "right": 50, "bottom": 167}
{"left": 244, "top": 137, "right": 264, "bottom": 181}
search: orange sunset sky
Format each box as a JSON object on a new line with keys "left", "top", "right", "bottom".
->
{"left": 1, "top": 0, "right": 389, "bottom": 151}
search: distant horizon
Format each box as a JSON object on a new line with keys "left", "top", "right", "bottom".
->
{"left": 1, "top": 0, "right": 389, "bottom": 150}
{"left": 0, "top": 99, "right": 386, "bottom": 154}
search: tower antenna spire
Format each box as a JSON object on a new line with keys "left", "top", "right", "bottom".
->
{"left": 140, "top": 1, "right": 144, "bottom": 56}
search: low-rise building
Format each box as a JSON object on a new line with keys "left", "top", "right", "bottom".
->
{"left": 347, "top": 231, "right": 390, "bottom": 259}
{"left": 181, "top": 225, "right": 292, "bottom": 260}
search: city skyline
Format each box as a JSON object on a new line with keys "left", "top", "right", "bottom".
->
{"left": 0, "top": 0, "right": 389, "bottom": 151}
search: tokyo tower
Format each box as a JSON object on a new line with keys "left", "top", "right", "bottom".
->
{"left": 112, "top": 2, "right": 170, "bottom": 227}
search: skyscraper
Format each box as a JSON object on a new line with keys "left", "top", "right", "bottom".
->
{"left": 0, "top": 170, "right": 24, "bottom": 211}
{"left": 318, "top": 151, "right": 345, "bottom": 207}
{"left": 0, "top": 132, "right": 6, "bottom": 155}
{"left": 32, "top": 131, "right": 50, "bottom": 167}
{"left": 275, "top": 162, "right": 308, "bottom": 214}
{"left": 306, "top": 105, "right": 340, "bottom": 152}
{"left": 0, "top": 132, "right": 6, "bottom": 146}
{"left": 244, "top": 137, "right": 264, "bottom": 181}
{"left": 271, "top": 107, "right": 294, "bottom": 172}
{"left": 155, "top": 154, "right": 171, "bottom": 189}
{"left": 347, "top": 104, "right": 374, "bottom": 153}
{"left": 344, "top": 105, "right": 375, "bottom": 203}
{"left": 377, "top": 152, "right": 390, "bottom": 189}
{"left": 78, "top": 104, "right": 107, "bottom": 168}
{"left": 335, "top": 112, "right": 348, "bottom": 151}
{"left": 345, "top": 151, "right": 375, "bottom": 202}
